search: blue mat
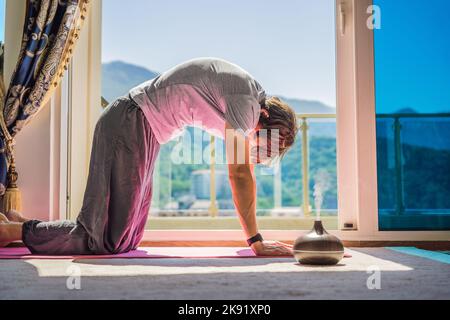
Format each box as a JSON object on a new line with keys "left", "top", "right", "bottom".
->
{"left": 386, "top": 247, "right": 450, "bottom": 265}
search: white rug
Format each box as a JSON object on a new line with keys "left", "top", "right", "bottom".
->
{"left": 0, "top": 248, "right": 449, "bottom": 299}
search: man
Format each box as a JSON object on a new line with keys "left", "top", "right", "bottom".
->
{"left": 0, "top": 58, "right": 297, "bottom": 256}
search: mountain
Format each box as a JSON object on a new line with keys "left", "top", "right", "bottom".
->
{"left": 396, "top": 107, "right": 417, "bottom": 114}
{"left": 276, "top": 96, "right": 335, "bottom": 114}
{"left": 101, "top": 61, "right": 159, "bottom": 102}
{"left": 101, "top": 61, "right": 336, "bottom": 114}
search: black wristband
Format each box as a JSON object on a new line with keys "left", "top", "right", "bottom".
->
{"left": 247, "top": 233, "right": 263, "bottom": 246}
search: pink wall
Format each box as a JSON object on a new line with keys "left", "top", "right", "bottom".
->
{"left": 15, "top": 105, "right": 53, "bottom": 221}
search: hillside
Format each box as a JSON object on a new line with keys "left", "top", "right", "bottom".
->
{"left": 277, "top": 95, "right": 335, "bottom": 114}
{"left": 102, "top": 61, "right": 159, "bottom": 102}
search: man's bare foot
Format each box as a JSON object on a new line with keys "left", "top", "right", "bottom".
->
{"left": 0, "top": 222, "right": 23, "bottom": 247}
{"left": 5, "top": 210, "right": 28, "bottom": 223}
{"left": 0, "top": 223, "right": 9, "bottom": 247}
{"left": 0, "top": 212, "right": 9, "bottom": 223}
{"left": 0, "top": 212, "right": 24, "bottom": 247}
{"left": 0, "top": 214, "right": 9, "bottom": 247}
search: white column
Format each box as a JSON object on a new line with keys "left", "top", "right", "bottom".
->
{"left": 68, "top": 0, "right": 102, "bottom": 219}
{"left": 335, "top": 0, "right": 378, "bottom": 234}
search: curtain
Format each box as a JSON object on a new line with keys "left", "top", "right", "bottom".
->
{"left": 0, "top": 0, "right": 90, "bottom": 195}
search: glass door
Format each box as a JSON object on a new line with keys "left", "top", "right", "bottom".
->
{"left": 374, "top": 0, "right": 450, "bottom": 230}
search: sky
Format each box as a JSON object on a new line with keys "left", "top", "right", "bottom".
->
{"left": 374, "top": 0, "right": 450, "bottom": 114}
{"left": 102, "top": 0, "right": 337, "bottom": 107}
{"left": 3, "top": 0, "right": 449, "bottom": 113}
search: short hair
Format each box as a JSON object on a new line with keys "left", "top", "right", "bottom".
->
{"left": 257, "top": 96, "right": 298, "bottom": 160}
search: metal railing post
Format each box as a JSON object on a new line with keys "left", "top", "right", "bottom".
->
{"left": 300, "top": 117, "right": 311, "bottom": 216}
{"left": 393, "top": 117, "right": 405, "bottom": 215}
{"left": 274, "top": 162, "right": 282, "bottom": 208}
{"left": 209, "top": 135, "right": 218, "bottom": 217}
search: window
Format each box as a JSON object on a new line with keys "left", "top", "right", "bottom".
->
{"left": 65, "top": 0, "right": 450, "bottom": 240}
{"left": 374, "top": 0, "right": 450, "bottom": 230}
{"left": 101, "top": 0, "right": 337, "bottom": 230}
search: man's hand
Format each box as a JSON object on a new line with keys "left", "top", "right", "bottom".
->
{"left": 251, "top": 240, "right": 293, "bottom": 256}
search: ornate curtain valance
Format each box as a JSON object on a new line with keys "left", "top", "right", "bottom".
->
{"left": 0, "top": 0, "right": 90, "bottom": 202}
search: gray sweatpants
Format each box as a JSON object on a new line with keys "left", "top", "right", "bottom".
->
{"left": 22, "top": 96, "right": 160, "bottom": 255}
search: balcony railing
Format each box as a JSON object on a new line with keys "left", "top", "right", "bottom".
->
{"left": 152, "top": 113, "right": 337, "bottom": 218}
{"left": 101, "top": 95, "right": 450, "bottom": 224}
{"left": 376, "top": 113, "right": 450, "bottom": 217}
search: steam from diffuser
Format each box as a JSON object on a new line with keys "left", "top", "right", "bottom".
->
{"left": 313, "top": 169, "right": 331, "bottom": 221}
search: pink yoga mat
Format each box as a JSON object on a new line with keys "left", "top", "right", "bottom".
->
{"left": 0, "top": 247, "right": 266, "bottom": 259}
{"left": 0, "top": 247, "right": 352, "bottom": 260}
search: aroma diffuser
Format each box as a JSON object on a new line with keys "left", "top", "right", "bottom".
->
{"left": 293, "top": 169, "right": 344, "bottom": 265}
{"left": 293, "top": 219, "right": 344, "bottom": 265}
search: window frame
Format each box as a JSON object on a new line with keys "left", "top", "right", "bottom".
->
{"left": 64, "top": 0, "right": 450, "bottom": 242}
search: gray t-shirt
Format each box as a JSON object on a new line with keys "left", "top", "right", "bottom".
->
{"left": 129, "top": 58, "right": 266, "bottom": 144}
